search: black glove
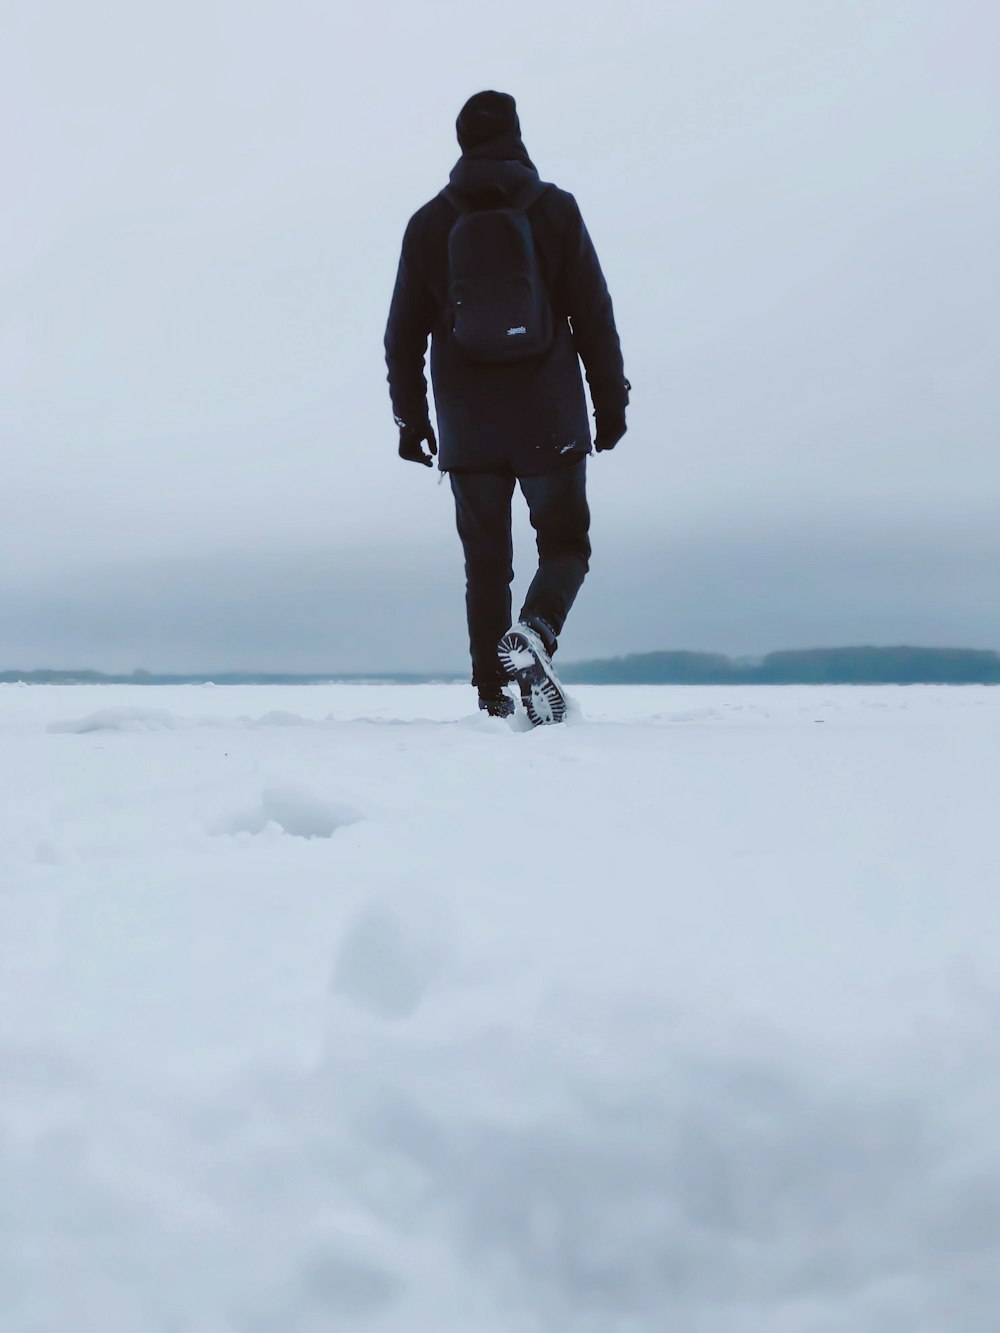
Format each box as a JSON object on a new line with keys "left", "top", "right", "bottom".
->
{"left": 398, "top": 422, "right": 438, "bottom": 468}
{"left": 594, "top": 412, "right": 626, "bottom": 453}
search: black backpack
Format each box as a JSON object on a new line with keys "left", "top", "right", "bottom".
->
{"left": 442, "top": 181, "right": 553, "bottom": 363}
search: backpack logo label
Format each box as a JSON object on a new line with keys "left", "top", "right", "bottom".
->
{"left": 507, "top": 325, "right": 527, "bottom": 337}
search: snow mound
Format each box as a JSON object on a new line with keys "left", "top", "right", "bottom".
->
{"left": 212, "top": 785, "right": 361, "bottom": 840}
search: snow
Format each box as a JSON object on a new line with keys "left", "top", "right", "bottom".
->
{"left": 2, "top": 683, "right": 999, "bottom": 1332}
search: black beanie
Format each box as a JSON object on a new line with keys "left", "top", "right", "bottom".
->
{"left": 456, "top": 91, "right": 520, "bottom": 152}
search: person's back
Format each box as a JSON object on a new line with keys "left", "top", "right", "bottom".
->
{"left": 385, "top": 91, "right": 629, "bottom": 723}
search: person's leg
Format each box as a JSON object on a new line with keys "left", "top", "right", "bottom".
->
{"left": 449, "top": 470, "right": 517, "bottom": 688}
{"left": 517, "top": 457, "right": 591, "bottom": 654}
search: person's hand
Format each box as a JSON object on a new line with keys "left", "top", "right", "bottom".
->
{"left": 594, "top": 412, "right": 626, "bottom": 453}
{"left": 398, "top": 423, "right": 438, "bottom": 467}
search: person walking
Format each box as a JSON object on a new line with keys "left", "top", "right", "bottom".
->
{"left": 385, "top": 90, "right": 629, "bottom": 724}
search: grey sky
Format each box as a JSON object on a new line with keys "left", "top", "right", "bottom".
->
{"left": 3, "top": 0, "right": 998, "bottom": 671}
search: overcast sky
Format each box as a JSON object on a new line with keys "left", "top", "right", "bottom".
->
{"left": 2, "top": 0, "right": 998, "bottom": 672}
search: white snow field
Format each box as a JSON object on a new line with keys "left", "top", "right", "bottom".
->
{"left": 2, "top": 683, "right": 999, "bottom": 1333}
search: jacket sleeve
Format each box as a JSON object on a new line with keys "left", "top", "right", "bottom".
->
{"left": 384, "top": 227, "right": 436, "bottom": 431}
{"left": 557, "top": 196, "right": 630, "bottom": 419}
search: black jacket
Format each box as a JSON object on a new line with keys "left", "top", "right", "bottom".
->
{"left": 385, "top": 135, "right": 628, "bottom": 473}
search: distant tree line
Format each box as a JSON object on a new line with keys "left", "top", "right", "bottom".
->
{"left": 3, "top": 647, "right": 1000, "bottom": 687}
{"left": 559, "top": 647, "right": 1000, "bottom": 685}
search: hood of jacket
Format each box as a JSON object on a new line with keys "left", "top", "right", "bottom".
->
{"left": 448, "top": 131, "right": 540, "bottom": 207}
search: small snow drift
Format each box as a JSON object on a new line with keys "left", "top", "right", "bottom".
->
{"left": 48, "top": 707, "right": 333, "bottom": 734}
{"left": 213, "top": 786, "right": 361, "bottom": 840}
{"left": 249, "top": 709, "right": 327, "bottom": 727}
{"left": 48, "top": 707, "right": 187, "bottom": 733}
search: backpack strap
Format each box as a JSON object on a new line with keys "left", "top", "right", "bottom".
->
{"left": 517, "top": 178, "right": 552, "bottom": 210}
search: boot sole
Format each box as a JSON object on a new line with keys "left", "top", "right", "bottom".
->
{"left": 498, "top": 628, "right": 567, "bottom": 726}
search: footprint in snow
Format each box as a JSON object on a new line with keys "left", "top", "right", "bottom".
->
{"left": 331, "top": 898, "right": 452, "bottom": 1021}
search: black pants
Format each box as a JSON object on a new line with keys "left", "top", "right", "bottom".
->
{"left": 450, "top": 458, "right": 591, "bottom": 688}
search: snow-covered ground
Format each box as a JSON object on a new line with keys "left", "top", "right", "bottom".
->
{"left": 2, "top": 683, "right": 999, "bottom": 1332}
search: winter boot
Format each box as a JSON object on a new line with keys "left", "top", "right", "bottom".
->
{"left": 498, "top": 620, "right": 567, "bottom": 726}
{"left": 478, "top": 686, "right": 515, "bottom": 719}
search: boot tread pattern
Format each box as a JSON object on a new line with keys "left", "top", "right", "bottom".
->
{"left": 498, "top": 626, "right": 567, "bottom": 727}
